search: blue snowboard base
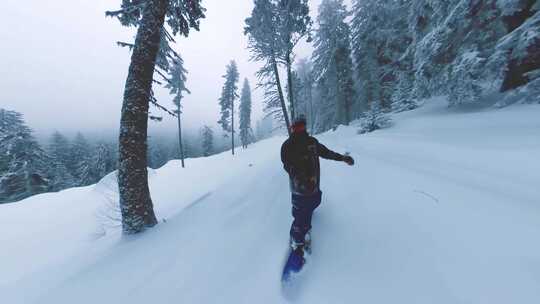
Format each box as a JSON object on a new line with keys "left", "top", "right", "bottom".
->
{"left": 281, "top": 249, "right": 308, "bottom": 301}
{"left": 281, "top": 249, "right": 305, "bottom": 283}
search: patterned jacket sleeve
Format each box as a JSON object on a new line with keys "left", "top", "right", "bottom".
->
{"left": 317, "top": 141, "right": 344, "bottom": 161}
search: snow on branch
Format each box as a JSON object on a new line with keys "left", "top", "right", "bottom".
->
{"left": 116, "top": 41, "right": 135, "bottom": 50}
{"left": 150, "top": 91, "right": 177, "bottom": 118}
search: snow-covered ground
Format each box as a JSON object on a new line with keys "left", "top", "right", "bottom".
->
{"left": 2, "top": 98, "right": 540, "bottom": 303}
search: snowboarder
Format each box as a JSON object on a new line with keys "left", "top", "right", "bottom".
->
{"left": 281, "top": 115, "right": 354, "bottom": 257}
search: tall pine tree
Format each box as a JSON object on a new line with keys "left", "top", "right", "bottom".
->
{"left": 245, "top": 0, "right": 291, "bottom": 133}
{"left": 351, "top": 0, "right": 409, "bottom": 110}
{"left": 239, "top": 79, "right": 253, "bottom": 148}
{"left": 313, "top": 0, "right": 356, "bottom": 130}
{"left": 47, "top": 131, "right": 75, "bottom": 191}
{"left": 0, "top": 109, "right": 49, "bottom": 203}
{"left": 107, "top": 0, "right": 205, "bottom": 234}
{"left": 276, "top": 0, "right": 312, "bottom": 120}
{"left": 217, "top": 60, "right": 240, "bottom": 155}
{"left": 166, "top": 55, "right": 190, "bottom": 168}
{"left": 201, "top": 125, "right": 214, "bottom": 157}
{"left": 69, "top": 132, "right": 92, "bottom": 185}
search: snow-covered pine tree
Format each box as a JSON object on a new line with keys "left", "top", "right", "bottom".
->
{"left": 103, "top": 142, "right": 118, "bottom": 174}
{"left": 93, "top": 143, "right": 112, "bottom": 182}
{"left": 493, "top": 0, "right": 540, "bottom": 105}
{"left": 0, "top": 109, "right": 50, "bottom": 203}
{"left": 47, "top": 161, "right": 75, "bottom": 192}
{"left": 166, "top": 55, "right": 190, "bottom": 167}
{"left": 218, "top": 60, "right": 240, "bottom": 155}
{"left": 245, "top": 0, "right": 291, "bottom": 133}
{"left": 107, "top": 0, "right": 205, "bottom": 234}
{"left": 358, "top": 102, "right": 391, "bottom": 134}
{"left": 201, "top": 125, "right": 214, "bottom": 157}
{"left": 313, "top": 0, "right": 356, "bottom": 131}
{"left": 349, "top": 0, "right": 534, "bottom": 109}
{"left": 351, "top": 0, "right": 410, "bottom": 110}
{"left": 47, "top": 131, "right": 75, "bottom": 191}
{"left": 448, "top": 50, "right": 485, "bottom": 107}
{"left": 78, "top": 158, "right": 95, "bottom": 187}
{"left": 288, "top": 70, "right": 303, "bottom": 119}
{"left": 334, "top": 44, "right": 356, "bottom": 125}
{"left": 239, "top": 79, "right": 253, "bottom": 149}
{"left": 276, "top": 0, "right": 312, "bottom": 120}
{"left": 80, "top": 142, "right": 116, "bottom": 185}
{"left": 148, "top": 137, "right": 169, "bottom": 169}
{"left": 405, "top": 0, "right": 443, "bottom": 100}
{"left": 69, "top": 132, "right": 91, "bottom": 185}
{"left": 407, "top": 0, "right": 505, "bottom": 106}
{"left": 391, "top": 71, "right": 418, "bottom": 112}
{"left": 48, "top": 131, "right": 71, "bottom": 166}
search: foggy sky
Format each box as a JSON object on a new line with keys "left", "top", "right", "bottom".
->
{"left": 1, "top": 0, "right": 346, "bottom": 138}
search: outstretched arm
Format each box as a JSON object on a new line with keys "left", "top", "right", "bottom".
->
{"left": 318, "top": 142, "right": 355, "bottom": 165}
{"left": 317, "top": 142, "right": 344, "bottom": 161}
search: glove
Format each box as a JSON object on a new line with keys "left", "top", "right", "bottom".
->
{"left": 343, "top": 155, "right": 355, "bottom": 166}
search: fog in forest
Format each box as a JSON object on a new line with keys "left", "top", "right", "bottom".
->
{"left": 1, "top": 0, "right": 347, "bottom": 139}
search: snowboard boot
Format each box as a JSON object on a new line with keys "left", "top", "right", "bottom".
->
{"left": 290, "top": 239, "right": 305, "bottom": 258}
{"left": 304, "top": 231, "right": 312, "bottom": 255}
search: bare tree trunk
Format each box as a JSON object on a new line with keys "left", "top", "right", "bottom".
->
{"left": 177, "top": 104, "right": 185, "bottom": 168}
{"left": 272, "top": 57, "right": 291, "bottom": 135}
{"left": 231, "top": 97, "right": 235, "bottom": 155}
{"left": 344, "top": 97, "right": 351, "bottom": 126}
{"left": 308, "top": 82, "right": 314, "bottom": 133}
{"left": 118, "top": 0, "right": 167, "bottom": 234}
{"left": 286, "top": 52, "right": 295, "bottom": 120}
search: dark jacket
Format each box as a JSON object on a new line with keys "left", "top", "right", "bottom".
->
{"left": 281, "top": 131, "right": 344, "bottom": 195}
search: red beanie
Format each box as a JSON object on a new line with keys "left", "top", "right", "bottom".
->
{"left": 291, "top": 122, "right": 306, "bottom": 133}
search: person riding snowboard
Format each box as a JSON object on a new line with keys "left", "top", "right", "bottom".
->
{"left": 281, "top": 115, "right": 354, "bottom": 257}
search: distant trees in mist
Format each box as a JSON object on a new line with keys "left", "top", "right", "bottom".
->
{"left": 0, "top": 109, "right": 117, "bottom": 203}
{"left": 0, "top": 108, "right": 261, "bottom": 204}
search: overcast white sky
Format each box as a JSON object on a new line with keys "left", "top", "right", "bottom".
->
{"left": 0, "top": 0, "right": 348, "bottom": 138}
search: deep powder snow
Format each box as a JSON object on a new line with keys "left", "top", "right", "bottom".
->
{"left": 1, "top": 99, "right": 540, "bottom": 304}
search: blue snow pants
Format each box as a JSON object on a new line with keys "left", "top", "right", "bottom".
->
{"left": 290, "top": 190, "right": 322, "bottom": 244}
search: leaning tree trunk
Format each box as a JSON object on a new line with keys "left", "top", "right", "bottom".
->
{"left": 272, "top": 57, "right": 291, "bottom": 135}
{"left": 118, "top": 0, "right": 168, "bottom": 234}
{"left": 177, "top": 102, "right": 185, "bottom": 168}
{"left": 286, "top": 52, "right": 296, "bottom": 120}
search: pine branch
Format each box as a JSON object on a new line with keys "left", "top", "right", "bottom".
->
{"left": 155, "top": 69, "right": 173, "bottom": 86}
{"left": 150, "top": 92, "right": 178, "bottom": 118}
{"left": 149, "top": 115, "right": 163, "bottom": 122}
{"left": 116, "top": 41, "right": 135, "bottom": 50}
{"left": 105, "top": 1, "right": 148, "bottom": 18}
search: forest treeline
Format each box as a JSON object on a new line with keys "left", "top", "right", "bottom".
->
{"left": 0, "top": 108, "right": 274, "bottom": 203}
{"left": 255, "top": 0, "right": 539, "bottom": 134}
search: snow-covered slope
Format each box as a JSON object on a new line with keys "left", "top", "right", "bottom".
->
{"left": 2, "top": 99, "right": 540, "bottom": 304}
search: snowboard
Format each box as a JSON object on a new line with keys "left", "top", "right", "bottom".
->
{"left": 281, "top": 241, "right": 312, "bottom": 300}
{"left": 281, "top": 248, "right": 305, "bottom": 283}
{"left": 281, "top": 237, "right": 311, "bottom": 283}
